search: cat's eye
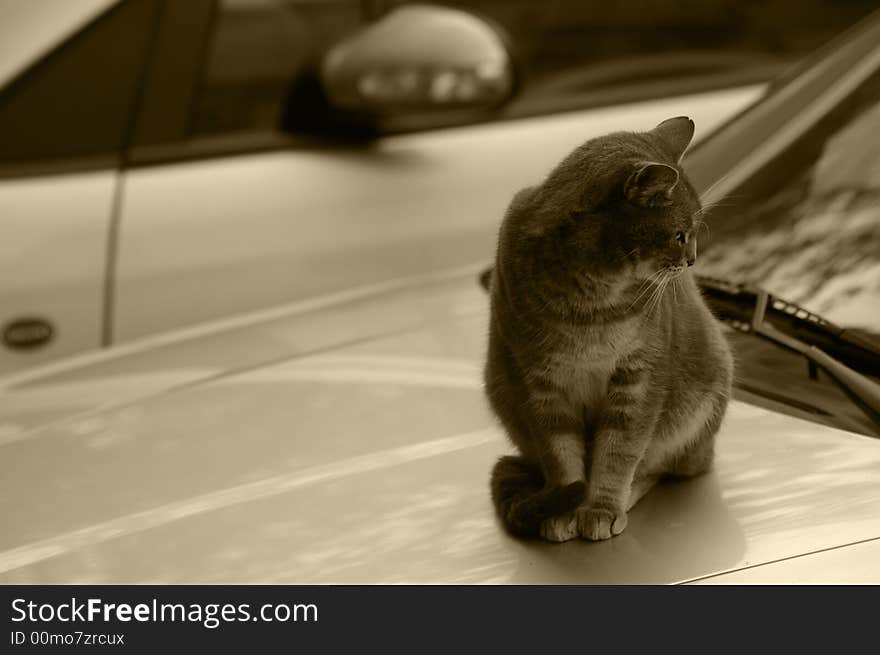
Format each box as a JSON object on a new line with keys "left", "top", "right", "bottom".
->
{"left": 675, "top": 230, "right": 686, "bottom": 244}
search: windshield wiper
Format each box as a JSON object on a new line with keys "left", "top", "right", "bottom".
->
{"left": 697, "top": 275, "right": 880, "bottom": 428}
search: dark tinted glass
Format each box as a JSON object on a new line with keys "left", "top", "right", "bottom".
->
{"left": 631, "top": 25, "right": 880, "bottom": 433}
{"left": 189, "top": 0, "right": 880, "bottom": 141}
{"left": 0, "top": 0, "right": 155, "bottom": 172}
{"left": 699, "top": 70, "right": 880, "bottom": 330}
{"left": 191, "top": 0, "right": 362, "bottom": 137}
{"left": 408, "top": 0, "right": 880, "bottom": 117}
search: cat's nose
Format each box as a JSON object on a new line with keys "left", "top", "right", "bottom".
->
{"left": 686, "top": 256, "right": 696, "bottom": 267}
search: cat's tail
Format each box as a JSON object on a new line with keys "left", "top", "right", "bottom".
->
{"left": 490, "top": 455, "right": 586, "bottom": 537}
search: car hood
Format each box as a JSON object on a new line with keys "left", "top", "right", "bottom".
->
{"left": 2, "top": 267, "right": 880, "bottom": 584}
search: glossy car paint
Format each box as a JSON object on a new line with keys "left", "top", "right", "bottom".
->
{"left": 689, "top": 539, "right": 880, "bottom": 584}
{"left": 0, "top": 171, "right": 116, "bottom": 369}
{"left": 113, "top": 85, "right": 762, "bottom": 342}
{"left": 0, "top": 3, "right": 760, "bottom": 375}
{"left": 2, "top": 269, "right": 879, "bottom": 584}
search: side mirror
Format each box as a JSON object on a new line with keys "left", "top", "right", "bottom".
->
{"left": 320, "top": 4, "right": 516, "bottom": 116}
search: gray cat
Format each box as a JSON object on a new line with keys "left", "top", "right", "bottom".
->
{"left": 485, "top": 117, "right": 734, "bottom": 542}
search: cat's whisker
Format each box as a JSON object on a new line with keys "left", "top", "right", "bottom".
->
{"left": 699, "top": 174, "right": 747, "bottom": 208}
{"left": 656, "top": 270, "right": 677, "bottom": 312}
{"left": 673, "top": 272, "right": 685, "bottom": 302}
{"left": 656, "top": 277, "right": 671, "bottom": 314}
{"left": 630, "top": 271, "right": 660, "bottom": 307}
{"left": 695, "top": 199, "right": 729, "bottom": 212}
{"left": 618, "top": 247, "right": 640, "bottom": 264}
{"left": 645, "top": 272, "right": 670, "bottom": 318}
{"left": 694, "top": 218, "right": 711, "bottom": 239}
{"left": 645, "top": 291, "right": 657, "bottom": 317}
{"left": 693, "top": 196, "right": 742, "bottom": 217}
{"left": 693, "top": 197, "right": 741, "bottom": 218}
{"left": 626, "top": 270, "right": 666, "bottom": 311}
{"left": 644, "top": 272, "right": 665, "bottom": 304}
{"left": 625, "top": 273, "right": 661, "bottom": 310}
{"left": 654, "top": 276, "right": 672, "bottom": 310}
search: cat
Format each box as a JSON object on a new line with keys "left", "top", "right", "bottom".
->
{"left": 484, "top": 116, "right": 734, "bottom": 542}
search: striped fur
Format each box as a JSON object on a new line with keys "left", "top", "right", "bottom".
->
{"left": 485, "top": 117, "right": 734, "bottom": 541}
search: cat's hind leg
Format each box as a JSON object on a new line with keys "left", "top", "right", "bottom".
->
{"left": 664, "top": 397, "right": 726, "bottom": 479}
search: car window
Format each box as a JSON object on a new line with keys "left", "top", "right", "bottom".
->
{"left": 190, "top": 0, "right": 363, "bottom": 138}
{"left": 0, "top": 0, "right": 118, "bottom": 90}
{"left": 698, "top": 68, "right": 880, "bottom": 332}
{"left": 0, "top": 0, "right": 154, "bottom": 176}
{"left": 386, "top": 0, "right": 880, "bottom": 119}
{"left": 174, "top": 0, "right": 880, "bottom": 152}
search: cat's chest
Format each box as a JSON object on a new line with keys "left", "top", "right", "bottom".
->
{"left": 539, "top": 320, "right": 641, "bottom": 414}
{"left": 544, "top": 356, "right": 612, "bottom": 416}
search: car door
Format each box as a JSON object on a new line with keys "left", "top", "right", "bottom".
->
{"left": 112, "top": 0, "right": 765, "bottom": 344}
{"left": 115, "top": 0, "right": 540, "bottom": 343}
{"left": 0, "top": 0, "right": 154, "bottom": 375}
{"left": 115, "top": 0, "right": 387, "bottom": 343}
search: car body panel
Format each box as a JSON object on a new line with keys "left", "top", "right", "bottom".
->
{"left": 0, "top": 0, "right": 763, "bottom": 372}
{"left": 113, "top": 85, "right": 762, "bottom": 342}
{"left": 0, "top": 170, "right": 116, "bottom": 372}
{"left": 688, "top": 538, "right": 880, "bottom": 584}
{"left": 2, "top": 270, "right": 879, "bottom": 584}
{"left": 0, "top": 265, "right": 488, "bottom": 432}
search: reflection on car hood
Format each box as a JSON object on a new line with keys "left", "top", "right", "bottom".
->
{"left": 2, "top": 268, "right": 880, "bottom": 584}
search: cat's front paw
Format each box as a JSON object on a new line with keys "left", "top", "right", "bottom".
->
{"left": 540, "top": 513, "right": 578, "bottom": 542}
{"left": 577, "top": 506, "right": 627, "bottom": 541}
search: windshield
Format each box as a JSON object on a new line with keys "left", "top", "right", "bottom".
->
{"left": 684, "top": 47, "right": 880, "bottom": 434}
{"left": 697, "top": 68, "right": 880, "bottom": 333}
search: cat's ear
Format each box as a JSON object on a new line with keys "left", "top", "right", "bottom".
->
{"left": 651, "top": 116, "right": 694, "bottom": 162}
{"left": 624, "top": 162, "right": 680, "bottom": 207}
